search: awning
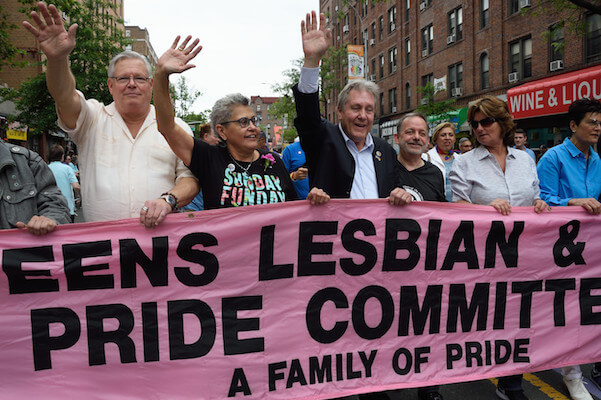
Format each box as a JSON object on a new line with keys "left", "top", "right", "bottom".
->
{"left": 507, "top": 65, "right": 601, "bottom": 120}
{"left": 427, "top": 107, "right": 468, "bottom": 128}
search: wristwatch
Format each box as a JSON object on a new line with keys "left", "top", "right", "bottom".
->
{"left": 159, "top": 192, "right": 178, "bottom": 211}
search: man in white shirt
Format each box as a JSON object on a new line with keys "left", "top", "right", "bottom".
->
{"left": 23, "top": 3, "right": 199, "bottom": 227}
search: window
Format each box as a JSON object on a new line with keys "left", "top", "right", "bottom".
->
{"left": 361, "top": 1, "right": 367, "bottom": 17}
{"left": 509, "top": 0, "right": 530, "bottom": 15}
{"left": 405, "top": 0, "right": 410, "bottom": 21}
{"left": 379, "top": 16, "right": 384, "bottom": 40}
{"left": 388, "top": 6, "right": 397, "bottom": 33}
{"left": 481, "top": 0, "right": 489, "bottom": 29}
{"left": 380, "top": 92, "right": 385, "bottom": 116}
{"left": 510, "top": 37, "right": 532, "bottom": 80}
{"left": 448, "top": 7, "right": 463, "bottom": 41}
{"left": 257, "top": 104, "right": 261, "bottom": 112}
{"left": 422, "top": 73, "right": 433, "bottom": 87}
{"left": 125, "top": 29, "right": 131, "bottom": 37}
{"left": 371, "top": 59, "right": 376, "bottom": 79}
{"left": 371, "top": 22, "right": 376, "bottom": 41}
{"left": 389, "top": 88, "right": 397, "bottom": 113}
{"left": 550, "top": 24, "right": 564, "bottom": 63}
{"left": 586, "top": 14, "right": 601, "bottom": 63}
{"left": 389, "top": 47, "right": 398, "bottom": 73}
{"left": 379, "top": 54, "right": 385, "bottom": 78}
{"left": 422, "top": 24, "right": 434, "bottom": 56}
{"left": 405, "top": 82, "right": 411, "bottom": 109}
{"left": 448, "top": 63, "right": 463, "bottom": 97}
{"left": 480, "top": 53, "right": 490, "bottom": 90}
{"left": 405, "top": 38, "right": 411, "bottom": 65}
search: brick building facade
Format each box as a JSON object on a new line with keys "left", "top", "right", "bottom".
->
{"left": 250, "top": 96, "right": 285, "bottom": 146}
{"left": 124, "top": 25, "right": 158, "bottom": 69}
{"left": 320, "top": 0, "right": 601, "bottom": 148}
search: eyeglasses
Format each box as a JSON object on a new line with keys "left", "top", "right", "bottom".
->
{"left": 219, "top": 116, "right": 258, "bottom": 128}
{"left": 469, "top": 117, "right": 497, "bottom": 130}
{"left": 583, "top": 118, "right": 601, "bottom": 128}
{"left": 110, "top": 76, "right": 151, "bottom": 85}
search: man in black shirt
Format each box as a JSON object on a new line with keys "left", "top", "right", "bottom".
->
{"left": 394, "top": 113, "right": 446, "bottom": 203}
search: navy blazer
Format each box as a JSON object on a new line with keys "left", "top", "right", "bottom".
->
{"left": 293, "top": 84, "right": 400, "bottom": 198}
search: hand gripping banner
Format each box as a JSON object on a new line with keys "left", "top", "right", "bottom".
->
{"left": 0, "top": 200, "right": 600, "bottom": 399}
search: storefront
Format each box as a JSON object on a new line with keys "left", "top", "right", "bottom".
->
{"left": 507, "top": 64, "right": 601, "bottom": 149}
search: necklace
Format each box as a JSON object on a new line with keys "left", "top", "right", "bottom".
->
{"left": 228, "top": 151, "right": 256, "bottom": 180}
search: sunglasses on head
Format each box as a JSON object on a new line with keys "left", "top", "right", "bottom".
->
{"left": 470, "top": 117, "right": 497, "bottom": 130}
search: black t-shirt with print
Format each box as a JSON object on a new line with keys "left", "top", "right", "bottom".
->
{"left": 397, "top": 160, "right": 446, "bottom": 202}
{"left": 188, "top": 138, "right": 299, "bottom": 210}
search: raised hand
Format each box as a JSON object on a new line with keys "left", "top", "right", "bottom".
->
{"left": 301, "top": 11, "right": 332, "bottom": 68}
{"left": 156, "top": 35, "right": 202, "bottom": 76}
{"left": 22, "top": 2, "right": 77, "bottom": 60}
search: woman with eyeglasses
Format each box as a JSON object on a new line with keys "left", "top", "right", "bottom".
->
{"left": 449, "top": 96, "right": 548, "bottom": 400}
{"left": 152, "top": 36, "right": 330, "bottom": 209}
{"left": 422, "top": 122, "right": 459, "bottom": 201}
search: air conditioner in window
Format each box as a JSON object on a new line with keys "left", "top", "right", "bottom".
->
{"left": 326, "top": 17, "right": 330, "bottom": 23}
{"left": 421, "top": 98, "right": 429, "bottom": 105}
{"left": 335, "top": 6, "right": 339, "bottom": 11}
{"left": 452, "top": 87, "right": 463, "bottom": 97}
{"left": 391, "top": 23, "right": 396, "bottom": 31}
{"left": 420, "top": 2, "right": 426, "bottom": 11}
{"left": 369, "top": 74, "right": 376, "bottom": 81}
{"left": 550, "top": 60, "right": 564, "bottom": 71}
{"left": 392, "top": 66, "right": 397, "bottom": 72}
{"left": 392, "top": 106, "right": 398, "bottom": 113}
{"left": 520, "top": 0, "right": 531, "bottom": 7}
{"left": 446, "top": 35, "right": 455, "bottom": 45}
{"left": 343, "top": 25, "right": 350, "bottom": 33}
{"left": 508, "top": 72, "right": 520, "bottom": 83}
{"left": 369, "top": 38, "right": 376, "bottom": 46}
{"left": 422, "top": 49, "right": 429, "bottom": 57}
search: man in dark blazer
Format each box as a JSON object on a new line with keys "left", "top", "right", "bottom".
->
{"left": 293, "top": 11, "right": 411, "bottom": 206}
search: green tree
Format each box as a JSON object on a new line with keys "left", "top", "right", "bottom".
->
{"left": 1, "top": 0, "right": 130, "bottom": 134}
{"left": 416, "top": 82, "right": 456, "bottom": 118}
{"left": 320, "top": 45, "right": 348, "bottom": 109}
{"left": 169, "top": 76, "right": 202, "bottom": 119}
{"left": 270, "top": 59, "right": 302, "bottom": 143}
{"left": 0, "top": 4, "right": 23, "bottom": 72}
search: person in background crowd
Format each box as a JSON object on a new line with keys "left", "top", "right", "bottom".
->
{"left": 423, "top": 122, "right": 458, "bottom": 202}
{"left": 183, "top": 123, "right": 219, "bottom": 211}
{"left": 537, "top": 98, "right": 601, "bottom": 400}
{"left": 257, "top": 131, "right": 270, "bottom": 151}
{"left": 537, "top": 144, "right": 548, "bottom": 162}
{"left": 513, "top": 128, "right": 536, "bottom": 162}
{"left": 449, "top": 95, "right": 548, "bottom": 400}
{"left": 63, "top": 154, "right": 79, "bottom": 178}
{"left": 48, "top": 144, "right": 80, "bottom": 222}
{"left": 23, "top": 2, "right": 199, "bottom": 228}
{"left": 0, "top": 140, "right": 70, "bottom": 234}
{"left": 293, "top": 11, "right": 411, "bottom": 207}
{"left": 458, "top": 137, "right": 473, "bottom": 153}
{"left": 152, "top": 35, "right": 329, "bottom": 208}
{"left": 281, "top": 137, "right": 310, "bottom": 200}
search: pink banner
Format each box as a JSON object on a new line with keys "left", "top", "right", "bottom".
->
{"left": 1, "top": 200, "right": 600, "bottom": 399}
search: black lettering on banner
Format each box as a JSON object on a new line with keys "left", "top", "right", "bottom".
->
{"left": 346, "top": 353, "right": 361, "bottom": 379}
{"left": 495, "top": 340, "right": 512, "bottom": 364}
{"left": 86, "top": 304, "right": 136, "bottom": 366}
{"left": 228, "top": 368, "right": 252, "bottom": 397}
{"left": 383, "top": 219, "right": 421, "bottom": 271}
{"left": 259, "top": 225, "right": 293, "bottom": 281}
{"left": 287, "top": 359, "right": 308, "bottom": 388}
{"left": 466, "top": 341, "right": 483, "bottom": 367}
{"left": 514, "top": 338, "right": 530, "bottom": 363}
{"left": 336, "top": 353, "right": 344, "bottom": 381}
{"left": 446, "top": 343, "right": 462, "bottom": 370}
{"left": 424, "top": 220, "right": 442, "bottom": 270}
{"left": 306, "top": 288, "right": 348, "bottom": 343}
{"left": 175, "top": 233, "right": 219, "bottom": 286}
{"left": 268, "top": 361, "right": 286, "bottom": 391}
{"left": 493, "top": 282, "right": 507, "bottom": 330}
{"left": 352, "top": 286, "right": 394, "bottom": 340}
{"left": 298, "top": 221, "right": 338, "bottom": 276}
{"left": 398, "top": 285, "right": 442, "bottom": 336}
{"left": 447, "top": 283, "right": 489, "bottom": 333}
{"left": 168, "top": 299, "right": 216, "bottom": 360}
{"left": 119, "top": 237, "right": 168, "bottom": 288}
{"left": 484, "top": 221, "right": 524, "bottom": 268}
{"left": 340, "top": 219, "right": 377, "bottom": 275}
{"left": 3, "top": 246, "right": 57, "bottom": 294}
{"left": 360, "top": 350, "right": 377, "bottom": 377}
{"left": 141, "top": 302, "right": 159, "bottom": 362}
{"left": 63, "top": 241, "right": 113, "bottom": 291}
{"left": 545, "top": 279, "right": 576, "bottom": 327}
{"left": 511, "top": 281, "right": 543, "bottom": 328}
{"left": 442, "top": 221, "right": 479, "bottom": 270}
{"left": 580, "top": 278, "right": 601, "bottom": 325}
{"left": 309, "top": 355, "right": 333, "bottom": 384}
{"left": 393, "top": 347, "right": 430, "bottom": 375}
{"left": 553, "top": 220, "right": 586, "bottom": 267}
{"left": 31, "top": 307, "right": 81, "bottom": 371}
{"left": 222, "top": 296, "right": 264, "bottom": 355}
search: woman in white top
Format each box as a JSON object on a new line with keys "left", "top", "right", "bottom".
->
{"left": 422, "top": 122, "right": 458, "bottom": 201}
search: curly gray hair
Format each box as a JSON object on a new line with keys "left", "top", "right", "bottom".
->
{"left": 210, "top": 93, "right": 250, "bottom": 135}
{"left": 107, "top": 50, "right": 152, "bottom": 78}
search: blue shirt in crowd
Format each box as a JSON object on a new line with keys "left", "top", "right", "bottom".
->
{"left": 537, "top": 137, "right": 601, "bottom": 206}
{"left": 281, "top": 141, "right": 310, "bottom": 200}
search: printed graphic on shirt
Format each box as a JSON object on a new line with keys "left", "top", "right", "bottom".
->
{"left": 403, "top": 185, "right": 424, "bottom": 201}
{"left": 221, "top": 169, "right": 286, "bottom": 207}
